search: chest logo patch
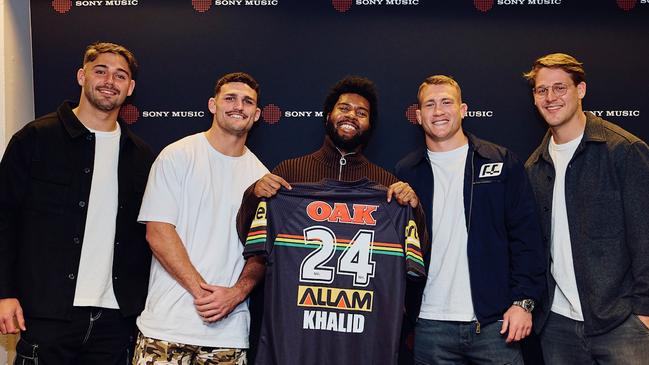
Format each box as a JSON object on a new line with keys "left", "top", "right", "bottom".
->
{"left": 479, "top": 163, "right": 503, "bottom": 178}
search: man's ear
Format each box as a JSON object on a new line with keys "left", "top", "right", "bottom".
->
{"left": 76, "top": 68, "right": 85, "bottom": 87}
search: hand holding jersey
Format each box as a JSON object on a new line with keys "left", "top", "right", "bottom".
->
{"left": 253, "top": 172, "right": 420, "bottom": 208}
{"left": 244, "top": 180, "right": 425, "bottom": 365}
{"left": 386, "top": 181, "right": 419, "bottom": 208}
{"left": 253, "top": 173, "right": 292, "bottom": 198}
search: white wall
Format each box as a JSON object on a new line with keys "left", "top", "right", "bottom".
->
{"left": 0, "top": 0, "right": 33, "bottom": 363}
{"left": 0, "top": 0, "right": 5, "bottom": 153}
{"left": 1, "top": 0, "right": 34, "bottom": 155}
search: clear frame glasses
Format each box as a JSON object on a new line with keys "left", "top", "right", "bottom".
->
{"left": 533, "top": 83, "right": 569, "bottom": 98}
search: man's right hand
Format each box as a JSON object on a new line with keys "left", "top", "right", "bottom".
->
{"left": 253, "top": 173, "right": 292, "bottom": 198}
{"left": 0, "top": 298, "right": 26, "bottom": 334}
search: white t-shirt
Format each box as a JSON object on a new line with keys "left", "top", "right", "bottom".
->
{"left": 137, "top": 133, "right": 268, "bottom": 347}
{"left": 419, "top": 144, "right": 476, "bottom": 322}
{"left": 73, "top": 125, "right": 121, "bottom": 309}
{"left": 549, "top": 134, "right": 584, "bottom": 321}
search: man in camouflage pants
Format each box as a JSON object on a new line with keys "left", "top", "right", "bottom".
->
{"left": 133, "top": 333, "right": 246, "bottom": 365}
{"left": 132, "top": 72, "right": 268, "bottom": 365}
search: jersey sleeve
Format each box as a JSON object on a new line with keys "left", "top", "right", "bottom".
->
{"left": 243, "top": 199, "right": 273, "bottom": 258}
{"left": 404, "top": 209, "right": 426, "bottom": 279}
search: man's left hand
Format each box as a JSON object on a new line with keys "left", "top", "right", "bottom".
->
{"left": 637, "top": 314, "right": 649, "bottom": 329}
{"left": 387, "top": 181, "right": 419, "bottom": 208}
{"left": 500, "top": 305, "right": 532, "bottom": 343}
{"left": 194, "top": 282, "right": 244, "bottom": 323}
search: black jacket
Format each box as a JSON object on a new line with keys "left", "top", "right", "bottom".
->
{"left": 526, "top": 112, "right": 649, "bottom": 335}
{"left": 0, "top": 101, "right": 155, "bottom": 320}
{"left": 396, "top": 133, "right": 545, "bottom": 325}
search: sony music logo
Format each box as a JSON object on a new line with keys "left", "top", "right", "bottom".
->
{"left": 586, "top": 110, "right": 641, "bottom": 118}
{"left": 464, "top": 110, "right": 495, "bottom": 118}
{"left": 355, "top": 0, "right": 419, "bottom": 6}
{"left": 284, "top": 111, "right": 323, "bottom": 118}
{"left": 141, "top": 111, "right": 206, "bottom": 118}
{"left": 75, "top": 0, "right": 138, "bottom": 6}
{"left": 497, "top": 0, "right": 561, "bottom": 4}
{"left": 214, "top": 0, "right": 279, "bottom": 5}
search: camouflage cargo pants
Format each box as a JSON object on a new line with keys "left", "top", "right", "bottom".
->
{"left": 132, "top": 332, "right": 247, "bottom": 365}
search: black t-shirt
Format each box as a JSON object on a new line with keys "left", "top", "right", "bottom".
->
{"left": 244, "top": 179, "right": 425, "bottom": 365}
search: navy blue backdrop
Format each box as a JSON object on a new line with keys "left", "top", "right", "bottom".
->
{"left": 29, "top": 1, "right": 649, "bottom": 363}
{"left": 30, "top": 0, "right": 649, "bottom": 171}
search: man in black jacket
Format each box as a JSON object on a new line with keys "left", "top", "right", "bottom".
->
{"left": 395, "top": 75, "right": 545, "bottom": 365}
{"left": 524, "top": 53, "right": 649, "bottom": 364}
{"left": 0, "top": 42, "right": 154, "bottom": 364}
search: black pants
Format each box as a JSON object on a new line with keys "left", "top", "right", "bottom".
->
{"left": 14, "top": 307, "right": 136, "bottom": 365}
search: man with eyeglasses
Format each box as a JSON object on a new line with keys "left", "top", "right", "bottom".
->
{"left": 524, "top": 53, "right": 649, "bottom": 364}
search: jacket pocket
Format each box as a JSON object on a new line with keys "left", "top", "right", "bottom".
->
{"left": 631, "top": 314, "right": 649, "bottom": 334}
{"left": 28, "top": 162, "right": 71, "bottom": 215}
{"left": 473, "top": 178, "right": 503, "bottom": 185}
{"left": 473, "top": 179, "right": 506, "bottom": 210}
{"left": 15, "top": 337, "right": 39, "bottom": 365}
{"left": 582, "top": 191, "right": 622, "bottom": 239}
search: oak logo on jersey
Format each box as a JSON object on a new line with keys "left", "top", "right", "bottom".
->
{"left": 306, "top": 201, "right": 378, "bottom": 226}
{"left": 297, "top": 285, "right": 373, "bottom": 312}
{"left": 251, "top": 202, "right": 267, "bottom": 228}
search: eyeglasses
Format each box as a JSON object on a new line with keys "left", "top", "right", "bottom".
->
{"left": 533, "top": 83, "right": 569, "bottom": 98}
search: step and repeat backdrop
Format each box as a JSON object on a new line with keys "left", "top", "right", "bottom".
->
{"left": 31, "top": 0, "right": 648, "bottom": 171}
{"left": 28, "top": 1, "right": 648, "bottom": 364}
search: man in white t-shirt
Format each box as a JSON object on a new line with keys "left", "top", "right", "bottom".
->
{"left": 395, "top": 75, "right": 545, "bottom": 364}
{"left": 133, "top": 73, "right": 269, "bottom": 364}
{"left": 0, "top": 42, "right": 154, "bottom": 364}
{"left": 525, "top": 53, "right": 649, "bottom": 364}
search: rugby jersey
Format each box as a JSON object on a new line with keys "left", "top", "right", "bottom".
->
{"left": 244, "top": 179, "right": 425, "bottom": 365}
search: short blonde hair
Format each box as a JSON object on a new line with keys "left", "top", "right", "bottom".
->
{"left": 417, "top": 75, "right": 462, "bottom": 105}
{"left": 523, "top": 53, "right": 585, "bottom": 86}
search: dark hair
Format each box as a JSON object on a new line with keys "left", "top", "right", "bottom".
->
{"left": 523, "top": 53, "right": 586, "bottom": 87}
{"left": 214, "top": 72, "right": 260, "bottom": 103}
{"left": 83, "top": 42, "right": 138, "bottom": 80}
{"left": 323, "top": 76, "right": 378, "bottom": 127}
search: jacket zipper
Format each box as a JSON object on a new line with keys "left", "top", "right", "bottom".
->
{"left": 469, "top": 151, "right": 478, "bottom": 332}
{"left": 468, "top": 150, "right": 475, "bottom": 232}
{"left": 336, "top": 147, "right": 356, "bottom": 180}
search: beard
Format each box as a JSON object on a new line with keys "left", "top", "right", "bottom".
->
{"left": 84, "top": 85, "right": 123, "bottom": 112}
{"left": 325, "top": 118, "right": 370, "bottom": 152}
